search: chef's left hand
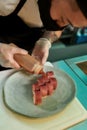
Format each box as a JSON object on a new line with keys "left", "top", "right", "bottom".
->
{"left": 31, "top": 38, "right": 51, "bottom": 65}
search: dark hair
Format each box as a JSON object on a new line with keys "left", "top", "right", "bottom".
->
{"left": 76, "top": 0, "right": 87, "bottom": 18}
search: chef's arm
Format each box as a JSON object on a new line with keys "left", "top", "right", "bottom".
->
{"left": 41, "top": 30, "right": 63, "bottom": 43}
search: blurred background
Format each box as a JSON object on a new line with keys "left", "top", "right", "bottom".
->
{"left": 48, "top": 25, "right": 87, "bottom": 62}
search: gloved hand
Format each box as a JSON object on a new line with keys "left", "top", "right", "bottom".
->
{"left": 0, "top": 43, "right": 28, "bottom": 68}
{"left": 32, "top": 38, "right": 51, "bottom": 65}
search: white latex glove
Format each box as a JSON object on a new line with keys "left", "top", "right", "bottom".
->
{"left": 32, "top": 38, "right": 51, "bottom": 65}
{"left": 0, "top": 43, "right": 28, "bottom": 68}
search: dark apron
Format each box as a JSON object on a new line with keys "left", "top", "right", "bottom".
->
{"left": 0, "top": 0, "right": 44, "bottom": 50}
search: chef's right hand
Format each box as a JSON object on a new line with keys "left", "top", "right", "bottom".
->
{"left": 0, "top": 43, "right": 28, "bottom": 69}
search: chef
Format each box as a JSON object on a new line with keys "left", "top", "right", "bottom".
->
{"left": 0, "top": 0, "right": 87, "bottom": 69}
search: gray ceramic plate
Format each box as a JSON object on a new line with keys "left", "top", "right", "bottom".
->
{"left": 3, "top": 66, "right": 76, "bottom": 118}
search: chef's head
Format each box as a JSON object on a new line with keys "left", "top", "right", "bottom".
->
{"left": 50, "top": 0, "right": 87, "bottom": 28}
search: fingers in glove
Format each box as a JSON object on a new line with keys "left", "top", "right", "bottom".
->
{"left": 0, "top": 53, "right": 20, "bottom": 69}
{"left": 0, "top": 43, "right": 28, "bottom": 55}
{"left": 9, "top": 44, "right": 28, "bottom": 55}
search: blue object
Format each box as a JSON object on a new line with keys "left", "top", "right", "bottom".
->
{"left": 74, "top": 27, "right": 87, "bottom": 44}
{"left": 53, "top": 59, "right": 87, "bottom": 130}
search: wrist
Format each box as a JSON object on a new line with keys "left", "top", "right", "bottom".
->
{"left": 42, "top": 31, "right": 59, "bottom": 43}
{"left": 36, "top": 38, "right": 51, "bottom": 49}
